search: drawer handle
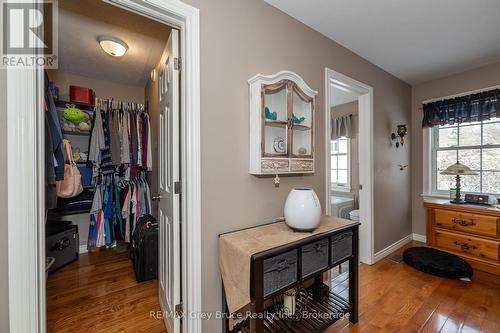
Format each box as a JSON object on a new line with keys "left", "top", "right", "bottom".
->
{"left": 335, "top": 234, "right": 348, "bottom": 242}
{"left": 453, "top": 240, "right": 477, "bottom": 251}
{"left": 313, "top": 243, "right": 325, "bottom": 253}
{"left": 452, "top": 218, "right": 475, "bottom": 227}
{"left": 276, "top": 259, "right": 289, "bottom": 272}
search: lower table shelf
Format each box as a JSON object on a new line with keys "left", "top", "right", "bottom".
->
{"left": 263, "top": 289, "right": 350, "bottom": 333}
{"left": 230, "top": 288, "right": 351, "bottom": 333}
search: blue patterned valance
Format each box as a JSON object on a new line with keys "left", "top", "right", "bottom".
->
{"left": 422, "top": 89, "right": 500, "bottom": 128}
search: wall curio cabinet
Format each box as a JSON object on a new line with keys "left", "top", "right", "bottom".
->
{"left": 248, "top": 71, "right": 318, "bottom": 175}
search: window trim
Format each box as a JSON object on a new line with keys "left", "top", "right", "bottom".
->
{"left": 430, "top": 119, "right": 500, "bottom": 196}
{"left": 331, "top": 137, "right": 351, "bottom": 192}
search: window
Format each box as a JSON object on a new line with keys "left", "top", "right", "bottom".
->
{"left": 331, "top": 137, "right": 350, "bottom": 191}
{"left": 432, "top": 118, "right": 500, "bottom": 195}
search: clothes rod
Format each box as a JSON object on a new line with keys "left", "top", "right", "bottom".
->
{"left": 421, "top": 84, "right": 500, "bottom": 105}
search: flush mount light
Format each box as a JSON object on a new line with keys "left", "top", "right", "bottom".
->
{"left": 97, "top": 36, "right": 128, "bottom": 57}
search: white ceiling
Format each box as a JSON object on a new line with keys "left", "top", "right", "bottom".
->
{"left": 329, "top": 80, "right": 359, "bottom": 107}
{"left": 265, "top": 0, "right": 500, "bottom": 84}
{"left": 58, "top": 0, "right": 170, "bottom": 87}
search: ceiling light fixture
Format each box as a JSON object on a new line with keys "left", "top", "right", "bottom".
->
{"left": 97, "top": 35, "right": 128, "bottom": 57}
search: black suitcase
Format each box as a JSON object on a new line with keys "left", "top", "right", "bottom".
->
{"left": 46, "top": 221, "right": 79, "bottom": 272}
{"left": 131, "top": 214, "right": 158, "bottom": 282}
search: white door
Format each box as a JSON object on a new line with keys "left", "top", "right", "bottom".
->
{"left": 157, "top": 29, "right": 181, "bottom": 333}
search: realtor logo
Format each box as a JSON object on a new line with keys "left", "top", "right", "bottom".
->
{"left": 1, "top": 0, "right": 58, "bottom": 68}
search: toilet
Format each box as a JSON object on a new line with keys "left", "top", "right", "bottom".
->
{"left": 349, "top": 209, "right": 360, "bottom": 222}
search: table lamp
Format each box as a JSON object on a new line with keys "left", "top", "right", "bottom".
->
{"left": 440, "top": 162, "right": 478, "bottom": 204}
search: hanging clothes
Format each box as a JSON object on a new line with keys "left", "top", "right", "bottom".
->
{"left": 88, "top": 185, "right": 102, "bottom": 250}
{"left": 120, "top": 111, "right": 131, "bottom": 164}
{"left": 86, "top": 97, "right": 152, "bottom": 249}
{"left": 88, "top": 104, "right": 105, "bottom": 165}
{"left": 45, "top": 74, "right": 65, "bottom": 181}
{"left": 146, "top": 113, "right": 153, "bottom": 171}
{"left": 99, "top": 108, "right": 116, "bottom": 175}
{"left": 109, "top": 110, "right": 122, "bottom": 165}
{"left": 136, "top": 114, "right": 143, "bottom": 167}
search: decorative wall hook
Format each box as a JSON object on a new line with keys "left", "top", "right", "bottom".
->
{"left": 391, "top": 124, "right": 408, "bottom": 148}
{"left": 273, "top": 164, "right": 280, "bottom": 187}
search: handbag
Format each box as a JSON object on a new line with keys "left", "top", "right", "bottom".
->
{"left": 56, "top": 139, "right": 83, "bottom": 198}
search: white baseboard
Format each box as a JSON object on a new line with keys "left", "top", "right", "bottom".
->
{"left": 79, "top": 245, "right": 88, "bottom": 254}
{"left": 412, "top": 233, "right": 427, "bottom": 243}
{"left": 373, "top": 234, "right": 413, "bottom": 263}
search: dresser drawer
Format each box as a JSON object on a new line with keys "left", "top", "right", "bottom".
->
{"left": 435, "top": 230, "right": 500, "bottom": 262}
{"left": 263, "top": 249, "right": 298, "bottom": 296}
{"left": 434, "top": 209, "right": 499, "bottom": 238}
{"left": 301, "top": 238, "right": 329, "bottom": 278}
{"left": 331, "top": 231, "right": 353, "bottom": 265}
{"left": 261, "top": 159, "right": 289, "bottom": 174}
{"left": 290, "top": 159, "right": 314, "bottom": 172}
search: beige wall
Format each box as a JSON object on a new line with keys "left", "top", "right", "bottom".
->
{"left": 47, "top": 70, "right": 145, "bottom": 103}
{"left": 183, "top": 0, "right": 411, "bottom": 331}
{"left": 411, "top": 62, "right": 500, "bottom": 236}
{"left": 0, "top": 69, "right": 9, "bottom": 332}
{"left": 331, "top": 101, "right": 359, "bottom": 202}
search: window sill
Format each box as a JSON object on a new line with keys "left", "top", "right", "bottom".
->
{"left": 332, "top": 187, "right": 352, "bottom": 193}
{"left": 420, "top": 193, "right": 449, "bottom": 200}
{"left": 422, "top": 193, "right": 500, "bottom": 201}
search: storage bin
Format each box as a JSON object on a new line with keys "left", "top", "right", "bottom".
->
{"left": 69, "top": 85, "right": 94, "bottom": 105}
{"left": 54, "top": 188, "right": 94, "bottom": 213}
{"left": 263, "top": 249, "right": 298, "bottom": 296}
{"left": 301, "top": 238, "right": 329, "bottom": 277}
{"left": 45, "top": 222, "right": 79, "bottom": 272}
{"left": 78, "top": 166, "right": 93, "bottom": 187}
{"left": 331, "top": 231, "right": 353, "bottom": 265}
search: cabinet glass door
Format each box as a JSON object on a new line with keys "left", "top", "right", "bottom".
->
{"left": 290, "top": 85, "right": 313, "bottom": 157}
{"left": 262, "top": 81, "right": 288, "bottom": 156}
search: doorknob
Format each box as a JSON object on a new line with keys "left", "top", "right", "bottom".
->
{"left": 152, "top": 195, "right": 163, "bottom": 202}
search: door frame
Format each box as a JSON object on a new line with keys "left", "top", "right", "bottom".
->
{"left": 324, "top": 68, "right": 375, "bottom": 265}
{"left": 6, "top": 1, "right": 201, "bottom": 333}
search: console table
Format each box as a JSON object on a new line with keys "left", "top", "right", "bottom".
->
{"left": 219, "top": 216, "right": 359, "bottom": 332}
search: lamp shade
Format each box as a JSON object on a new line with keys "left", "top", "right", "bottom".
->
{"left": 440, "top": 162, "right": 478, "bottom": 176}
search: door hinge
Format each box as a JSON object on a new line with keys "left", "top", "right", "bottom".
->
{"left": 174, "top": 181, "right": 182, "bottom": 194}
{"left": 174, "top": 57, "right": 181, "bottom": 71}
{"left": 175, "top": 303, "right": 184, "bottom": 317}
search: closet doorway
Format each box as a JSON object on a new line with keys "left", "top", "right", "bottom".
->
{"left": 42, "top": 1, "right": 183, "bottom": 332}
{"left": 6, "top": 0, "right": 201, "bottom": 331}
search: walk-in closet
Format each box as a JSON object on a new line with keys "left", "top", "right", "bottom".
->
{"left": 43, "top": 1, "right": 178, "bottom": 332}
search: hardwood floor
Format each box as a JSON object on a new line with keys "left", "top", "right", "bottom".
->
{"left": 324, "top": 241, "right": 500, "bottom": 333}
{"left": 47, "top": 241, "right": 500, "bottom": 333}
{"left": 46, "top": 246, "right": 167, "bottom": 333}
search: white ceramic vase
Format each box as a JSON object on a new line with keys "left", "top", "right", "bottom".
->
{"left": 284, "top": 187, "right": 321, "bottom": 231}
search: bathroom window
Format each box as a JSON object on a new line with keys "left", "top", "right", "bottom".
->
{"left": 331, "top": 137, "right": 350, "bottom": 191}
{"left": 431, "top": 117, "right": 500, "bottom": 195}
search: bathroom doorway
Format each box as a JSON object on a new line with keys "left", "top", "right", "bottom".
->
{"left": 325, "top": 68, "right": 374, "bottom": 265}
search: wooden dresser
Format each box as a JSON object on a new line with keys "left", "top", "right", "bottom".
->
{"left": 425, "top": 199, "right": 500, "bottom": 275}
